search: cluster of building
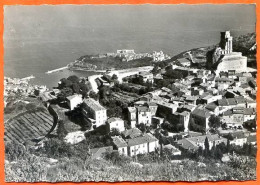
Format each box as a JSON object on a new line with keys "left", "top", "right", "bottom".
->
{"left": 47, "top": 31, "right": 256, "bottom": 159}
{"left": 106, "top": 49, "right": 170, "bottom": 62}
{"left": 4, "top": 76, "right": 48, "bottom": 107}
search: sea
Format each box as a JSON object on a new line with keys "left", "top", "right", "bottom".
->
{"left": 3, "top": 5, "right": 256, "bottom": 88}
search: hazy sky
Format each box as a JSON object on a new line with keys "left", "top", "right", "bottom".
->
{"left": 4, "top": 4, "right": 256, "bottom": 42}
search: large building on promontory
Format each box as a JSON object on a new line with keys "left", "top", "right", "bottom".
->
{"left": 213, "top": 31, "right": 247, "bottom": 74}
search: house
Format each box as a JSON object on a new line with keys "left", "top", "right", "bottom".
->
{"left": 244, "top": 108, "right": 256, "bottom": 122}
{"left": 128, "top": 107, "right": 137, "bottom": 128}
{"left": 215, "top": 77, "right": 234, "bottom": 90}
{"left": 190, "top": 108, "right": 211, "bottom": 132}
{"left": 107, "top": 117, "right": 125, "bottom": 132}
{"left": 82, "top": 98, "right": 107, "bottom": 129}
{"left": 170, "top": 111, "right": 190, "bottom": 132}
{"left": 138, "top": 71, "right": 154, "bottom": 84}
{"left": 128, "top": 103, "right": 155, "bottom": 127}
{"left": 221, "top": 107, "right": 255, "bottom": 128}
{"left": 156, "top": 101, "right": 178, "bottom": 115}
{"left": 66, "top": 94, "right": 83, "bottom": 110}
{"left": 234, "top": 96, "right": 246, "bottom": 108}
{"left": 229, "top": 132, "right": 247, "bottom": 146}
{"left": 162, "top": 144, "right": 182, "bottom": 156}
{"left": 137, "top": 106, "right": 152, "bottom": 126}
{"left": 177, "top": 134, "right": 227, "bottom": 152}
{"left": 126, "top": 133, "right": 159, "bottom": 156}
{"left": 146, "top": 102, "right": 158, "bottom": 116}
{"left": 221, "top": 108, "right": 244, "bottom": 128}
{"left": 111, "top": 136, "right": 128, "bottom": 156}
{"left": 184, "top": 95, "right": 198, "bottom": 105}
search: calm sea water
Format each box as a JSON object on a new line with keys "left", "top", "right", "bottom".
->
{"left": 4, "top": 5, "right": 256, "bottom": 88}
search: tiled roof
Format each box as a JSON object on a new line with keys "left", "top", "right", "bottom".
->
{"left": 163, "top": 144, "right": 181, "bottom": 153}
{"left": 205, "top": 103, "right": 218, "bottom": 111}
{"left": 177, "top": 138, "right": 199, "bottom": 151}
{"left": 126, "top": 133, "right": 158, "bottom": 146}
{"left": 231, "top": 131, "right": 246, "bottom": 139}
{"left": 223, "top": 109, "right": 232, "bottom": 116}
{"left": 128, "top": 107, "right": 136, "bottom": 113}
{"left": 218, "top": 99, "right": 229, "bottom": 106}
{"left": 122, "top": 128, "right": 142, "bottom": 139}
{"left": 188, "top": 134, "right": 226, "bottom": 143}
{"left": 112, "top": 136, "right": 127, "bottom": 148}
{"left": 146, "top": 102, "right": 158, "bottom": 107}
{"left": 137, "top": 106, "right": 150, "bottom": 112}
{"left": 234, "top": 96, "right": 246, "bottom": 104}
{"left": 66, "top": 94, "right": 82, "bottom": 100}
{"left": 83, "top": 98, "right": 106, "bottom": 111}
{"left": 244, "top": 108, "right": 255, "bottom": 115}
{"left": 226, "top": 98, "right": 237, "bottom": 105}
{"left": 107, "top": 117, "right": 123, "bottom": 124}
{"left": 191, "top": 108, "right": 211, "bottom": 118}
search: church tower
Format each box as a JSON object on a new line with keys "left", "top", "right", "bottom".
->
{"left": 219, "top": 31, "right": 233, "bottom": 55}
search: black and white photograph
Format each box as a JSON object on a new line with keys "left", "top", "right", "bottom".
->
{"left": 3, "top": 4, "right": 257, "bottom": 182}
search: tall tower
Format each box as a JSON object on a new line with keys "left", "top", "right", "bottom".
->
{"left": 219, "top": 31, "right": 233, "bottom": 55}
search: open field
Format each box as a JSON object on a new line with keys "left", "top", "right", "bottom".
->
{"left": 4, "top": 110, "right": 54, "bottom": 144}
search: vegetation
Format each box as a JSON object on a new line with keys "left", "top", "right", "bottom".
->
{"left": 70, "top": 55, "right": 153, "bottom": 71}
{"left": 5, "top": 139, "right": 256, "bottom": 182}
{"left": 57, "top": 75, "right": 92, "bottom": 101}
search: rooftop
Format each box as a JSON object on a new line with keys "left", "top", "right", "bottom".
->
{"left": 83, "top": 98, "right": 106, "bottom": 111}
{"left": 191, "top": 108, "right": 211, "bottom": 118}
{"left": 107, "top": 117, "right": 123, "bottom": 124}
{"left": 112, "top": 136, "right": 128, "bottom": 148}
{"left": 122, "top": 128, "right": 142, "bottom": 139}
{"left": 66, "top": 94, "right": 82, "bottom": 101}
{"left": 126, "top": 133, "right": 158, "bottom": 146}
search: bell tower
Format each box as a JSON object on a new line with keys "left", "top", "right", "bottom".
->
{"left": 219, "top": 31, "right": 233, "bottom": 55}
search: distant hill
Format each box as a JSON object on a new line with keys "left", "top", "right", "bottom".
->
{"left": 233, "top": 32, "right": 256, "bottom": 55}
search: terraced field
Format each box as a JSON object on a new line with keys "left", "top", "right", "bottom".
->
{"left": 4, "top": 111, "right": 54, "bottom": 143}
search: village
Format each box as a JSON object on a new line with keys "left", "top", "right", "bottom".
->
{"left": 4, "top": 31, "right": 257, "bottom": 181}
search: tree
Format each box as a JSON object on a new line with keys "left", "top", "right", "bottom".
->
{"left": 227, "top": 139, "right": 231, "bottom": 153}
{"left": 57, "top": 87, "right": 73, "bottom": 101}
{"left": 204, "top": 137, "right": 210, "bottom": 157}
{"left": 59, "top": 78, "right": 73, "bottom": 88}
{"left": 89, "top": 91, "right": 99, "bottom": 100}
{"left": 215, "top": 145, "right": 223, "bottom": 159}
{"left": 221, "top": 122, "right": 227, "bottom": 130}
{"left": 208, "top": 115, "right": 221, "bottom": 129}
{"left": 72, "top": 83, "right": 80, "bottom": 94}
{"left": 67, "top": 75, "right": 80, "bottom": 84}
{"left": 111, "top": 74, "right": 118, "bottom": 81}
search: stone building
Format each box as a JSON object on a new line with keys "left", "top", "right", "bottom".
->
{"left": 213, "top": 31, "right": 247, "bottom": 74}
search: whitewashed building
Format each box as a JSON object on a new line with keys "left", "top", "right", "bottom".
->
{"left": 107, "top": 117, "right": 125, "bottom": 132}
{"left": 66, "top": 94, "right": 83, "bottom": 110}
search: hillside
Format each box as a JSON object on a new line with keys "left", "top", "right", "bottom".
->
{"left": 69, "top": 55, "right": 153, "bottom": 71}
